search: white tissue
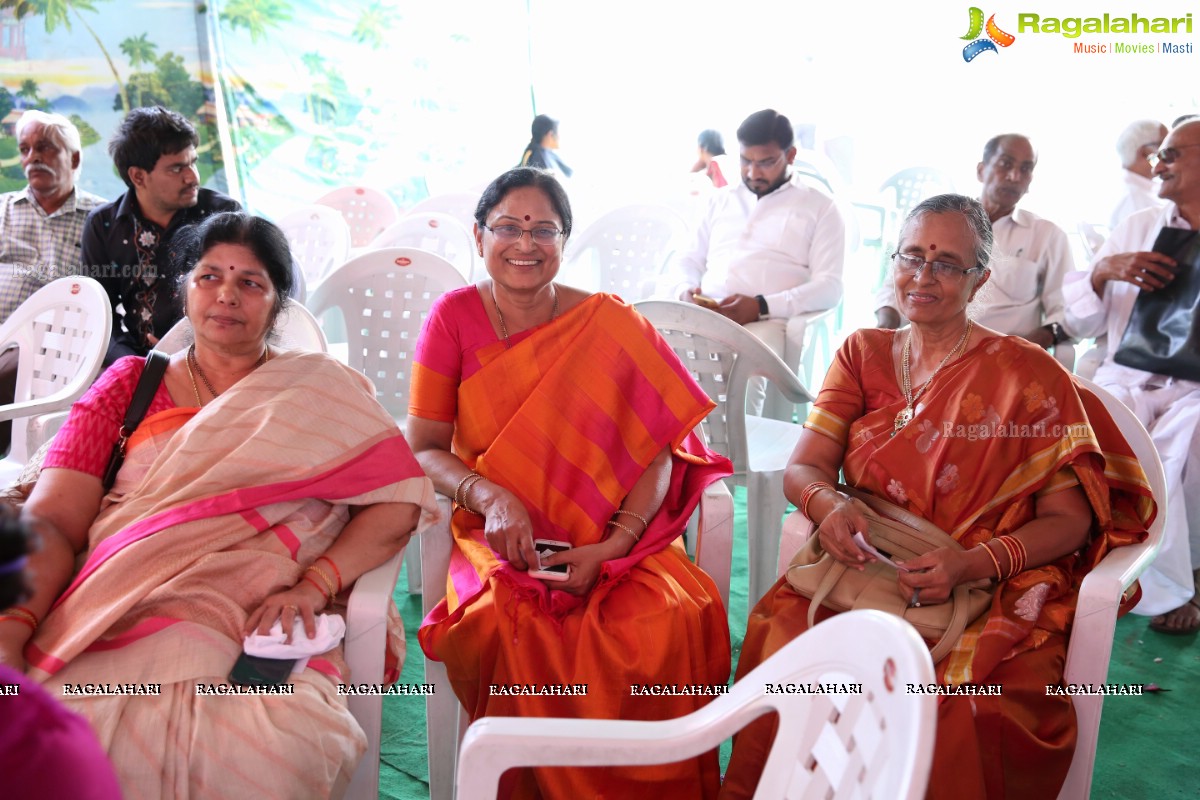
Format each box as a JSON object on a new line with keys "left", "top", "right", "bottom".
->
{"left": 242, "top": 613, "right": 347, "bottom": 673}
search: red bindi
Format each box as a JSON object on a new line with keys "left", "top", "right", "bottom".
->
{"left": 229, "top": 265, "right": 235, "bottom": 270}
{"left": 524, "top": 214, "right": 531, "bottom": 221}
{"left": 929, "top": 244, "right": 937, "bottom": 250}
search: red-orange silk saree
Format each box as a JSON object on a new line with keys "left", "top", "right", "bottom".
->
{"left": 412, "top": 289, "right": 733, "bottom": 799}
{"left": 722, "top": 331, "right": 1153, "bottom": 800}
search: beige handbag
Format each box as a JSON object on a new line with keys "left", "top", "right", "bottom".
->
{"left": 785, "top": 485, "right": 994, "bottom": 663}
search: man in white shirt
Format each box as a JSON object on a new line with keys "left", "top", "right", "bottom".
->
{"left": 1064, "top": 119, "right": 1200, "bottom": 636}
{"left": 875, "top": 134, "right": 1075, "bottom": 352}
{"left": 676, "top": 109, "right": 846, "bottom": 412}
{"left": 1110, "top": 119, "right": 1168, "bottom": 230}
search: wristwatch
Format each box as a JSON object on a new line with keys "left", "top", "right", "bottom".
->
{"left": 1045, "top": 322, "right": 1065, "bottom": 347}
{"left": 755, "top": 294, "right": 769, "bottom": 320}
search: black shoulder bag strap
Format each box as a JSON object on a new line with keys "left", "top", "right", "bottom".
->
{"left": 102, "top": 350, "right": 170, "bottom": 491}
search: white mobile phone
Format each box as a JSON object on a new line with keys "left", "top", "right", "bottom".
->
{"left": 529, "top": 539, "right": 572, "bottom": 582}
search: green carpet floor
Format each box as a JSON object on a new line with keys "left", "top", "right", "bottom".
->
{"left": 379, "top": 488, "right": 1200, "bottom": 799}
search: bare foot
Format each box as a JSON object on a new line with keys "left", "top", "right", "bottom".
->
{"left": 1149, "top": 598, "right": 1200, "bottom": 635}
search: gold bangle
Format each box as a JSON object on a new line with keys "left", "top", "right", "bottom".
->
{"left": 454, "top": 472, "right": 477, "bottom": 509}
{"left": 608, "top": 520, "right": 640, "bottom": 543}
{"left": 459, "top": 474, "right": 485, "bottom": 515}
{"left": 980, "top": 541, "right": 1003, "bottom": 581}
{"left": 1, "top": 606, "right": 38, "bottom": 631}
{"left": 305, "top": 564, "right": 337, "bottom": 600}
{"left": 614, "top": 509, "right": 649, "bottom": 532}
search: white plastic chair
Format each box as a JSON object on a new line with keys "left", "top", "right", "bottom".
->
{"left": 771, "top": 378, "right": 1166, "bottom": 800}
{"left": 277, "top": 204, "right": 352, "bottom": 288}
{"left": 405, "top": 192, "right": 480, "bottom": 233}
{"left": 763, "top": 306, "right": 839, "bottom": 423}
{"left": 423, "top": 479, "right": 734, "bottom": 800}
{"left": 316, "top": 186, "right": 400, "bottom": 249}
{"left": 370, "top": 212, "right": 476, "bottom": 282}
{"left": 0, "top": 277, "right": 111, "bottom": 484}
{"left": 635, "top": 300, "right": 813, "bottom": 607}
{"left": 1059, "top": 376, "right": 1165, "bottom": 799}
{"left": 1077, "top": 221, "right": 1109, "bottom": 261}
{"left": 455, "top": 609, "right": 936, "bottom": 800}
{"left": 564, "top": 205, "right": 689, "bottom": 301}
{"left": 308, "top": 248, "right": 468, "bottom": 600}
{"left": 155, "top": 298, "right": 329, "bottom": 356}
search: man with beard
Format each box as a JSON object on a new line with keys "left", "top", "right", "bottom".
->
{"left": 676, "top": 109, "right": 846, "bottom": 413}
{"left": 80, "top": 106, "right": 240, "bottom": 365}
{"left": 875, "top": 134, "right": 1076, "bottom": 354}
{"left": 0, "top": 111, "right": 105, "bottom": 452}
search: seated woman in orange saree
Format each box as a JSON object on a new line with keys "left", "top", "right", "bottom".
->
{"left": 412, "top": 286, "right": 733, "bottom": 799}
{"left": 16, "top": 352, "right": 434, "bottom": 798}
{"left": 721, "top": 331, "right": 1154, "bottom": 800}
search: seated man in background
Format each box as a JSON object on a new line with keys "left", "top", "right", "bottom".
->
{"left": 1064, "top": 119, "right": 1200, "bottom": 636}
{"left": 692, "top": 128, "right": 729, "bottom": 188}
{"left": 80, "top": 106, "right": 240, "bottom": 365}
{"left": 0, "top": 110, "right": 105, "bottom": 453}
{"left": 1110, "top": 118, "right": 1168, "bottom": 229}
{"left": 875, "top": 134, "right": 1075, "bottom": 354}
{"left": 676, "top": 108, "right": 846, "bottom": 413}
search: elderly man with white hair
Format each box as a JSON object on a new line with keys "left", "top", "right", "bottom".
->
{"left": 1111, "top": 119, "right": 1168, "bottom": 229}
{"left": 0, "top": 110, "right": 105, "bottom": 452}
{"left": 1, "top": 110, "right": 105, "bottom": 321}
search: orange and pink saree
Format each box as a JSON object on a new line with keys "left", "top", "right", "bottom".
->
{"left": 722, "top": 330, "right": 1153, "bottom": 800}
{"left": 413, "top": 289, "right": 733, "bottom": 799}
{"left": 26, "top": 351, "right": 434, "bottom": 799}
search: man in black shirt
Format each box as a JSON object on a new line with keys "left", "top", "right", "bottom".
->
{"left": 81, "top": 106, "right": 240, "bottom": 364}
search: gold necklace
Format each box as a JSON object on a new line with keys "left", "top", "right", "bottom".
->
{"left": 492, "top": 283, "right": 559, "bottom": 348}
{"left": 893, "top": 320, "right": 973, "bottom": 436}
{"left": 187, "top": 343, "right": 269, "bottom": 405}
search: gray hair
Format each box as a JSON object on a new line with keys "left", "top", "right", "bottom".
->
{"left": 1116, "top": 119, "right": 1166, "bottom": 168}
{"left": 15, "top": 110, "right": 83, "bottom": 179}
{"left": 901, "top": 193, "right": 994, "bottom": 272}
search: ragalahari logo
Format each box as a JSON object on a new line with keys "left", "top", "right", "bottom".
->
{"left": 962, "top": 7, "right": 1016, "bottom": 61}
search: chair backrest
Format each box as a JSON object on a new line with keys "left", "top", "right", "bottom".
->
{"left": 307, "top": 247, "right": 468, "bottom": 421}
{"left": 879, "top": 167, "right": 957, "bottom": 227}
{"left": 370, "top": 212, "right": 476, "bottom": 281}
{"left": 1076, "top": 221, "right": 1109, "bottom": 260}
{"left": 154, "top": 298, "right": 328, "bottom": 356}
{"left": 455, "top": 609, "right": 937, "bottom": 800}
{"left": 315, "top": 186, "right": 400, "bottom": 248}
{"left": 0, "top": 277, "right": 112, "bottom": 463}
{"left": 633, "top": 300, "right": 812, "bottom": 476}
{"left": 405, "top": 192, "right": 480, "bottom": 232}
{"left": 564, "top": 205, "right": 689, "bottom": 301}
{"left": 277, "top": 204, "right": 352, "bottom": 287}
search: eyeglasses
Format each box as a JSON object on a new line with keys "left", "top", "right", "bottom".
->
{"left": 739, "top": 153, "right": 785, "bottom": 171}
{"left": 1147, "top": 143, "right": 1200, "bottom": 167}
{"left": 891, "top": 252, "right": 983, "bottom": 281}
{"left": 483, "top": 224, "right": 563, "bottom": 246}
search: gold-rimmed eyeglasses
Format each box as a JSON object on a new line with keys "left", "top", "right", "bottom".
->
{"left": 891, "top": 252, "right": 983, "bottom": 281}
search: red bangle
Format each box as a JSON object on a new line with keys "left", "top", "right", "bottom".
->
{"left": 301, "top": 573, "right": 331, "bottom": 602}
{"left": 317, "top": 556, "right": 343, "bottom": 593}
{"left": 800, "top": 481, "right": 836, "bottom": 521}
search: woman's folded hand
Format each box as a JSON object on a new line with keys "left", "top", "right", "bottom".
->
{"left": 815, "top": 496, "right": 874, "bottom": 571}
{"left": 479, "top": 489, "right": 539, "bottom": 571}
{"left": 0, "top": 629, "right": 28, "bottom": 672}
{"left": 896, "top": 547, "right": 970, "bottom": 606}
{"left": 244, "top": 579, "right": 329, "bottom": 644}
{"left": 540, "top": 542, "right": 614, "bottom": 597}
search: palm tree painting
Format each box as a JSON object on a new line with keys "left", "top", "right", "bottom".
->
{"left": 219, "top": 0, "right": 292, "bottom": 45}
{"left": 119, "top": 33, "right": 158, "bottom": 108}
{"left": 352, "top": 1, "right": 398, "bottom": 50}
{"left": 1, "top": 0, "right": 130, "bottom": 113}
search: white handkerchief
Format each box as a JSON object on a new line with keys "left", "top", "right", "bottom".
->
{"left": 242, "top": 613, "right": 347, "bottom": 673}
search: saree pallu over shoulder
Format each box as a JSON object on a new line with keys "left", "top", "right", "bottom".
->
{"left": 806, "top": 331, "right": 1153, "bottom": 684}
{"left": 27, "top": 350, "right": 436, "bottom": 681}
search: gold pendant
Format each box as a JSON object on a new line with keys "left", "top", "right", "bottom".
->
{"left": 893, "top": 406, "right": 913, "bottom": 436}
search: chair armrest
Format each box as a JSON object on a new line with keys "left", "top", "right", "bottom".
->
{"left": 694, "top": 480, "right": 733, "bottom": 609}
{"left": 344, "top": 546, "right": 406, "bottom": 683}
{"left": 0, "top": 391, "right": 84, "bottom": 423}
{"left": 421, "top": 493, "right": 455, "bottom": 616}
